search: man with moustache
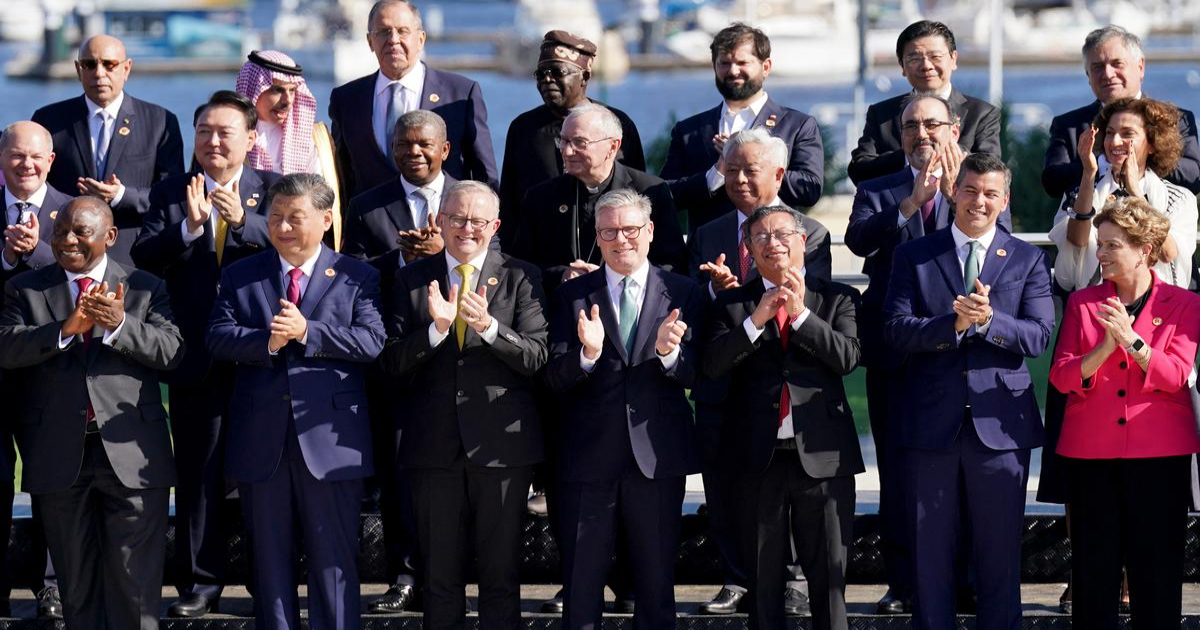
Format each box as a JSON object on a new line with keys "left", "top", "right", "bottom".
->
{"left": 846, "top": 94, "right": 1012, "bottom": 614}
{"left": 883, "top": 154, "right": 1054, "bottom": 630}
{"left": 207, "top": 173, "right": 386, "bottom": 630}
{"left": 383, "top": 181, "right": 547, "bottom": 630}
{"left": 329, "top": 0, "right": 497, "bottom": 203}
{"left": 32, "top": 34, "right": 185, "bottom": 265}
{"left": 703, "top": 205, "right": 863, "bottom": 630}
{"left": 659, "top": 22, "right": 823, "bottom": 232}
{"left": 132, "top": 90, "right": 281, "bottom": 618}
{"left": 546, "top": 189, "right": 704, "bottom": 630}
{"left": 1042, "top": 25, "right": 1200, "bottom": 196}
{"left": 848, "top": 21, "right": 1001, "bottom": 185}
{"left": 0, "top": 197, "right": 183, "bottom": 630}
{"left": 234, "top": 50, "right": 322, "bottom": 176}
{"left": 498, "top": 30, "right": 645, "bottom": 245}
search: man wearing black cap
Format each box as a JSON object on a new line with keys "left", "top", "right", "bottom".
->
{"left": 497, "top": 30, "right": 645, "bottom": 247}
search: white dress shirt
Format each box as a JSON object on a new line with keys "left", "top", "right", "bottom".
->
{"left": 181, "top": 166, "right": 245, "bottom": 244}
{"left": 400, "top": 171, "right": 446, "bottom": 228}
{"left": 580, "top": 261, "right": 680, "bottom": 371}
{"left": 950, "top": 222, "right": 996, "bottom": 340}
{"left": 741, "top": 272, "right": 811, "bottom": 439}
{"left": 268, "top": 246, "right": 323, "bottom": 353}
{"left": 706, "top": 90, "right": 771, "bottom": 192}
{"left": 57, "top": 254, "right": 126, "bottom": 348}
{"left": 84, "top": 93, "right": 127, "bottom": 206}
{"left": 428, "top": 248, "right": 499, "bottom": 347}
{"left": 373, "top": 62, "right": 427, "bottom": 155}
{"left": 2, "top": 184, "right": 47, "bottom": 270}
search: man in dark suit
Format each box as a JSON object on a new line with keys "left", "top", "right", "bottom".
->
{"left": 498, "top": 30, "right": 644, "bottom": 246}
{"left": 31, "top": 35, "right": 185, "bottom": 265}
{"left": 0, "top": 196, "right": 184, "bottom": 630}
{"left": 329, "top": 0, "right": 497, "bottom": 205}
{"left": 703, "top": 205, "right": 862, "bottom": 630}
{"left": 883, "top": 154, "right": 1054, "bottom": 630}
{"left": 383, "top": 181, "right": 547, "bottom": 629}
{"left": 1042, "top": 25, "right": 1200, "bottom": 196}
{"left": 513, "top": 102, "right": 686, "bottom": 295}
{"left": 848, "top": 21, "right": 1001, "bottom": 186}
{"left": 546, "top": 189, "right": 703, "bottom": 630}
{"left": 846, "top": 94, "right": 1012, "bottom": 614}
{"left": 131, "top": 90, "right": 281, "bottom": 617}
{"left": 207, "top": 173, "right": 386, "bottom": 630}
{"left": 659, "top": 22, "right": 823, "bottom": 232}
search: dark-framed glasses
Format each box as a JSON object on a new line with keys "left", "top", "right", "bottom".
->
{"left": 597, "top": 224, "right": 647, "bottom": 241}
{"left": 76, "top": 59, "right": 124, "bottom": 72}
{"left": 900, "top": 119, "right": 954, "bottom": 134}
{"left": 533, "top": 66, "right": 581, "bottom": 80}
{"left": 446, "top": 215, "right": 492, "bottom": 230}
{"left": 749, "top": 229, "right": 800, "bottom": 246}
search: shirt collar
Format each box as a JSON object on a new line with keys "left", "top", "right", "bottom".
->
{"left": 950, "top": 222, "right": 997, "bottom": 251}
{"left": 204, "top": 165, "right": 245, "bottom": 193}
{"left": 375, "top": 62, "right": 426, "bottom": 96}
{"left": 604, "top": 260, "right": 651, "bottom": 291}
{"left": 84, "top": 92, "right": 124, "bottom": 121}
{"left": 912, "top": 83, "right": 953, "bottom": 100}
{"left": 908, "top": 164, "right": 945, "bottom": 180}
{"left": 64, "top": 254, "right": 109, "bottom": 286}
{"left": 722, "top": 90, "right": 769, "bottom": 119}
{"left": 445, "top": 245, "right": 489, "bottom": 274}
{"left": 761, "top": 266, "right": 806, "bottom": 290}
{"left": 279, "top": 244, "right": 323, "bottom": 278}
{"left": 401, "top": 171, "right": 446, "bottom": 198}
{"left": 4, "top": 184, "right": 48, "bottom": 209}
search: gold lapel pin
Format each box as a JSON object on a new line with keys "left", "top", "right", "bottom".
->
{"left": 49, "top": 210, "right": 58, "bottom": 220}
{"left": 117, "top": 126, "right": 130, "bottom": 136}
{"left": 558, "top": 204, "right": 568, "bottom": 213}
{"left": 487, "top": 277, "right": 498, "bottom": 286}
{"left": 1153, "top": 317, "right": 1163, "bottom": 326}
{"left": 996, "top": 248, "right": 1007, "bottom": 257}
{"left": 765, "top": 114, "right": 777, "bottom": 127}
{"left": 324, "top": 268, "right": 336, "bottom": 277}
{"left": 246, "top": 198, "right": 258, "bottom": 207}
{"left": 429, "top": 93, "right": 440, "bottom": 103}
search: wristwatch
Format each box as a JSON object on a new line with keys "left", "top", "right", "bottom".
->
{"left": 1064, "top": 190, "right": 1095, "bottom": 220}
{"left": 1126, "top": 337, "right": 1146, "bottom": 354}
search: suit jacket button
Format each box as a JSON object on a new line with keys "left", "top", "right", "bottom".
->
{"left": 961, "top": 370, "right": 968, "bottom": 377}
{"left": 782, "top": 369, "right": 790, "bottom": 377}
{"left": 457, "top": 359, "right": 464, "bottom": 366}
{"left": 1117, "top": 417, "right": 1127, "bottom": 425}
{"left": 282, "top": 394, "right": 291, "bottom": 401}
{"left": 79, "top": 410, "right": 87, "bottom": 416}
{"left": 1117, "top": 389, "right": 1126, "bottom": 397}
{"left": 417, "top": 352, "right": 426, "bottom": 358}
{"left": 772, "top": 403, "right": 780, "bottom": 410}
{"left": 457, "top": 390, "right": 465, "bottom": 397}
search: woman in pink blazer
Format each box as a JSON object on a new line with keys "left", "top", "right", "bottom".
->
{"left": 1049, "top": 196, "right": 1200, "bottom": 629}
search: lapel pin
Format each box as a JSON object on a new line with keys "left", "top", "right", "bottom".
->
{"left": 765, "top": 114, "right": 777, "bottom": 128}
{"left": 246, "top": 198, "right": 258, "bottom": 207}
{"left": 487, "top": 276, "right": 498, "bottom": 286}
{"left": 1153, "top": 317, "right": 1163, "bottom": 326}
{"left": 996, "top": 248, "right": 1007, "bottom": 257}
{"left": 324, "top": 268, "right": 336, "bottom": 277}
{"left": 429, "top": 93, "right": 440, "bottom": 103}
{"left": 118, "top": 126, "right": 130, "bottom": 136}
{"left": 558, "top": 204, "right": 568, "bottom": 213}
{"left": 49, "top": 210, "right": 58, "bottom": 220}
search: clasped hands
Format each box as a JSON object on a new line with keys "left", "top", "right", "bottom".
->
{"left": 749, "top": 267, "right": 806, "bottom": 329}
{"left": 62, "top": 282, "right": 126, "bottom": 339}
{"left": 427, "top": 280, "right": 492, "bottom": 336}
{"left": 398, "top": 211, "right": 444, "bottom": 261}
{"left": 576, "top": 305, "right": 689, "bottom": 360}
{"left": 268, "top": 299, "right": 307, "bottom": 352}
{"left": 184, "top": 173, "right": 246, "bottom": 233}
{"left": 953, "top": 279, "right": 992, "bottom": 333}
{"left": 3, "top": 211, "right": 39, "bottom": 265}
{"left": 1094, "top": 296, "right": 1138, "bottom": 351}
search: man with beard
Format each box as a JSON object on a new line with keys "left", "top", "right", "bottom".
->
{"left": 659, "top": 22, "right": 823, "bottom": 233}
{"left": 497, "top": 30, "right": 644, "bottom": 246}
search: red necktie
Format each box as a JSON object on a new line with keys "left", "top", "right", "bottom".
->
{"left": 76, "top": 277, "right": 95, "bottom": 422}
{"left": 921, "top": 175, "right": 938, "bottom": 232}
{"left": 737, "top": 240, "right": 751, "bottom": 281}
{"left": 775, "top": 305, "right": 792, "bottom": 427}
{"left": 287, "top": 268, "right": 303, "bottom": 307}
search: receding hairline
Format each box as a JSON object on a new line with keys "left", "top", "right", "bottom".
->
{"left": 78, "top": 35, "right": 127, "bottom": 60}
{"left": 0, "top": 121, "right": 53, "bottom": 153}
{"left": 61, "top": 197, "right": 115, "bottom": 228}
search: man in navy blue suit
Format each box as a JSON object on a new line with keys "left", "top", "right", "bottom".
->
{"left": 329, "top": 0, "right": 497, "bottom": 206}
{"left": 659, "top": 22, "right": 823, "bottom": 233}
{"left": 846, "top": 94, "right": 1012, "bottom": 614}
{"left": 207, "top": 173, "right": 386, "bottom": 630}
{"left": 883, "top": 154, "right": 1054, "bottom": 630}
{"left": 546, "top": 189, "right": 704, "bottom": 630}
{"left": 131, "top": 90, "right": 281, "bottom": 618}
{"left": 32, "top": 34, "right": 185, "bottom": 266}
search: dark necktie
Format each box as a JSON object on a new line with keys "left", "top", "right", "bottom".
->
{"left": 775, "top": 305, "right": 793, "bottom": 428}
{"left": 287, "top": 268, "right": 303, "bottom": 307}
{"left": 76, "top": 277, "right": 96, "bottom": 422}
{"left": 737, "top": 240, "right": 751, "bottom": 281}
{"left": 10, "top": 201, "right": 29, "bottom": 227}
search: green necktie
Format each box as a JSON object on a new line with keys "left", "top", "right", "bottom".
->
{"left": 455, "top": 263, "right": 474, "bottom": 349}
{"left": 618, "top": 276, "right": 638, "bottom": 356}
{"left": 963, "top": 240, "right": 981, "bottom": 294}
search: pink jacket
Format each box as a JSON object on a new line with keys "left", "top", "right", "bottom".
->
{"left": 1050, "top": 275, "right": 1200, "bottom": 459}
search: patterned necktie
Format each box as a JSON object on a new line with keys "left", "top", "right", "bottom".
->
{"left": 384, "top": 82, "right": 404, "bottom": 157}
{"left": 94, "top": 111, "right": 111, "bottom": 177}
{"left": 455, "top": 263, "right": 475, "bottom": 349}
{"left": 76, "top": 277, "right": 96, "bottom": 421}
{"left": 214, "top": 213, "right": 229, "bottom": 265}
{"left": 921, "top": 175, "right": 938, "bottom": 233}
{"left": 737, "top": 240, "right": 752, "bottom": 281}
{"left": 10, "top": 201, "right": 29, "bottom": 227}
{"left": 964, "top": 240, "right": 981, "bottom": 294}
{"left": 287, "top": 267, "right": 304, "bottom": 306}
{"left": 618, "top": 277, "right": 639, "bottom": 357}
{"left": 775, "top": 305, "right": 793, "bottom": 427}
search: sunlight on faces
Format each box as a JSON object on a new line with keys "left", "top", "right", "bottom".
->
{"left": 900, "top": 35, "right": 957, "bottom": 94}
{"left": 255, "top": 79, "right": 298, "bottom": 125}
{"left": 438, "top": 191, "right": 499, "bottom": 261}
{"left": 536, "top": 60, "right": 587, "bottom": 111}
{"left": 1086, "top": 38, "right": 1144, "bottom": 104}
{"left": 713, "top": 41, "right": 770, "bottom": 101}
{"left": 1096, "top": 221, "right": 1149, "bottom": 282}
{"left": 900, "top": 97, "right": 960, "bottom": 170}
{"left": 268, "top": 193, "right": 332, "bottom": 264}
{"left": 392, "top": 123, "right": 449, "bottom": 185}
{"left": 747, "top": 212, "right": 806, "bottom": 280}
{"left": 195, "top": 105, "right": 257, "bottom": 177}
{"left": 52, "top": 199, "right": 117, "bottom": 274}
{"left": 723, "top": 144, "right": 783, "bottom": 214}
{"left": 596, "top": 204, "right": 653, "bottom": 276}
{"left": 952, "top": 170, "right": 1009, "bottom": 238}
{"left": 560, "top": 112, "right": 619, "bottom": 183}
{"left": 75, "top": 36, "right": 132, "bottom": 108}
{"left": 1, "top": 123, "right": 55, "bottom": 198}
{"left": 1102, "top": 111, "right": 1152, "bottom": 177}
{"left": 367, "top": 2, "right": 426, "bottom": 80}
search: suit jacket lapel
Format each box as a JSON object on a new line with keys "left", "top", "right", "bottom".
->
{"left": 751, "top": 98, "right": 783, "bottom": 130}
{"left": 298, "top": 247, "right": 338, "bottom": 318}
{"left": 72, "top": 97, "right": 96, "bottom": 179}
{"left": 931, "top": 230, "right": 966, "bottom": 296}
{"left": 258, "top": 251, "right": 284, "bottom": 311}
{"left": 1131, "top": 278, "right": 1170, "bottom": 341}
{"left": 44, "top": 268, "right": 74, "bottom": 324}
{"left": 102, "top": 98, "right": 136, "bottom": 179}
{"left": 699, "top": 105, "right": 722, "bottom": 163}
{"left": 977, "top": 229, "right": 1014, "bottom": 289}
{"left": 384, "top": 180, "right": 417, "bottom": 232}
{"left": 632, "top": 267, "right": 666, "bottom": 363}
{"left": 360, "top": 72, "right": 394, "bottom": 168}
{"left": 588, "top": 269, "right": 627, "bottom": 364}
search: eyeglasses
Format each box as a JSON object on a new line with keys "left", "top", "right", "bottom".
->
{"left": 557, "top": 135, "right": 612, "bottom": 151}
{"left": 749, "top": 230, "right": 801, "bottom": 246}
{"left": 445, "top": 215, "right": 493, "bottom": 230}
{"left": 369, "top": 27, "right": 417, "bottom": 40}
{"left": 533, "top": 66, "right": 581, "bottom": 80}
{"left": 596, "top": 224, "right": 647, "bottom": 241}
{"left": 900, "top": 119, "right": 954, "bottom": 134}
{"left": 76, "top": 59, "right": 124, "bottom": 72}
{"left": 903, "top": 52, "right": 949, "bottom": 66}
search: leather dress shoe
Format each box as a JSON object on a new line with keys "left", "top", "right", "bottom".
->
{"left": 699, "top": 587, "right": 746, "bottom": 615}
{"left": 168, "top": 593, "right": 219, "bottom": 617}
{"left": 783, "top": 588, "right": 810, "bottom": 615}
{"left": 540, "top": 589, "right": 564, "bottom": 614}
{"left": 368, "top": 584, "right": 416, "bottom": 614}
{"left": 876, "top": 590, "right": 908, "bottom": 615}
{"left": 37, "top": 587, "right": 63, "bottom": 620}
{"left": 610, "top": 597, "right": 635, "bottom": 614}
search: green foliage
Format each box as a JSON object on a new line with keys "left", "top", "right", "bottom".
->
{"left": 820, "top": 123, "right": 849, "bottom": 195}
{"left": 645, "top": 113, "right": 678, "bottom": 176}
{"left": 1000, "top": 105, "right": 1057, "bottom": 232}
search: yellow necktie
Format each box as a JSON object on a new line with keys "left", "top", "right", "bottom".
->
{"left": 454, "top": 263, "right": 475, "bottom": 349}
{"left": 214, "top": 214, "right": 229, "bottom": 265}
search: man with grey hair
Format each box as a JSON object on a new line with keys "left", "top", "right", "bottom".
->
{"left": 703, "top": 204, "right": 863, "bottom": 630}
{"left": 513, "top": 103, "right": 686, "bottom": 295}
{"left": 383, "top": 179, "right": 548, "bottom": 630}
{"left": 546, "top": 188, "right": 704, "bottom": 630}
{"left": 1042, "top": 24, "right": 1200, "bottom": 196}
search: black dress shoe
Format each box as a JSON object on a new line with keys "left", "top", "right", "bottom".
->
{"left": 610, "top": 597, "right": 635, "bottom": 614}
{"left": 876, "top": 590, "right": 908, "bottom": 615}
{"left": 37, "top": 587, "right": 63, "bottom": 620}
{"left": 168, "top": 593, "right": 219, "bottom": 618}
{"left": 783, "top": 588, "right": 810, "bottom": 615}
{"left": 699, "top": 587, "right": 746, "bottom": 615}
{"left": 540, "top": 589, "right": 564, "bottom": 614}
{"left": 368, "top": 584, "right": 416, "bottom": 614}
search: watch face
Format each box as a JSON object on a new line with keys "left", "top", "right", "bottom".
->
{"left": 1131, "top": 339, "right": 1146, "bottom": 352}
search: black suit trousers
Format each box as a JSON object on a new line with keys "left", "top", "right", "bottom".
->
{"left": 410, "top": 460, "right": 533, "bottom": 630}
{"left": 37, "top": 433, "right": 169, "bottom": 630}
{"left": 865, "top": 367, "right": 911, "bottom": 599}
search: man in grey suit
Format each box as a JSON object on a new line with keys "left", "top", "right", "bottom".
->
{"left": 0, "top": 196, "right": 184, "bottom": 630}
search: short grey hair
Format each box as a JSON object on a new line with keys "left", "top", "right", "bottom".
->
{"left": 564, "top": 102, "right": 623, "bottom": 140}
{"left": 722, "top": 127, "right": 788, "bottom": 170}
{"left": 367, "top": 0, "right": 422, "bottom": 30}
{"left": 394, "top": 109, "right": 447, "bottom": 144}
{"left": 595, "top": 189, "right": 652, "bottom": 223}
{"left": 443, "top": 180, "right": 500, "bottom": 217}
{"left": 1083, "top": 25, "right": 1143, "bottom": 65}
{"left": 741, "top": 205, "right": 806, "bottom": 245}
{"left": 265, "top": 173, "right": 336, "bottom": 213}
